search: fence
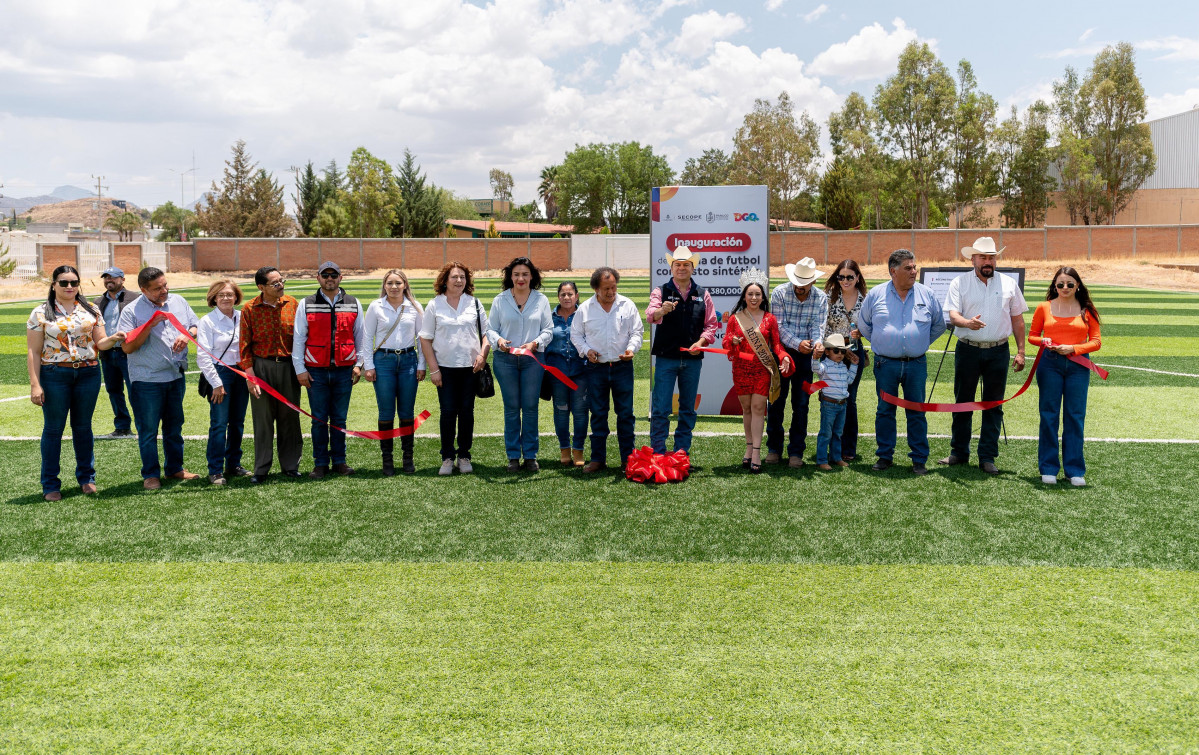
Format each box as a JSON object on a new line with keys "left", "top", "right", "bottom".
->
{"left": 0, "top": 234, "right": 42, "bottom": 281}
{"left": 77, "top": 240, "right": 112, "bottom": 277}
{"left": 142, "top": 241, "right": 169, "bottom": 270}
{"left": 571, "top": 234, "right": 650, "bottom": 269}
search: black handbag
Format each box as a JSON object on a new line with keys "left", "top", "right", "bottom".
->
{"left": 473, "top": 300, "right": 495, "bottom": 399}
{"left": 540, "top": 370, "right": 554, "bottom": 401}
{"left": 198, "top": 317, "right": 237, "bottom": 400}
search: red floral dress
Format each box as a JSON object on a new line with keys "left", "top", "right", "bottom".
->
{"left": 722, "top": 312, "right": 788, "bottom": 397}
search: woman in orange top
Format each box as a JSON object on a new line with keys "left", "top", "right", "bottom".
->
{"left": 1028, "top": 267, "right": 1101, "bottom": 487}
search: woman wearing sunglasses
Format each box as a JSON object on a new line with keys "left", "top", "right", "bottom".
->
{"left": 26, "top": 265, "right": 127, "bottom": 501}
{"left": 1028, "top": 267, "right": 1102, "bottom": 487}
{"left": 822, "top": 259, "right": 868, "bottom": 461}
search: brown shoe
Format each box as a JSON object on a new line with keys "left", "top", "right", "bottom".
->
{"left": 937, "top": 455, "right": 966, "bottom": 466}
{"left": 43, "top": 491, "right": 62, "bottom": 501}
{"left": 582, "top": 461, "right": 607, "bottom": 473}
{"left": 143, "top": 477, "right": 161, "bottom": 490}
{"left": 332, "top": 463, "right": 355, "bottom": 475}
{"left": 81, "top": 482, "right": 98, "bottom": 494}
{"left": 308, "top": 466, "right": 328, "bottom": 480}
{"left": 764, "top": 452, "right": 781, "bottom": 464}
{"left": 572, "top": 449, "right": 585, "bottom": 466}
{"left": 833, "top": 460, "right": 849, "bottom": 467}
{"left": 561, "top": 449, "right": 573, "bottom": 465}
{"left": 788, "top": 456, "right": 804, "bottom": 469}
{"left": 169, "top": 470, "right": 200, "bottom": 481}
{"left": 816, "top": 463, "right": 833, "bottom": 470}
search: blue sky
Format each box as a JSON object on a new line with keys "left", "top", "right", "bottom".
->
{"left": 1, "top": 0, "right": 1196, "bottom": 212}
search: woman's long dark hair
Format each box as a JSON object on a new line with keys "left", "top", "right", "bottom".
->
{"left": 731, "top": 282, "right": 769, "bottom": 314}
{"left": 824, "top": 259, "right": 867, "bottom": 304}
{"left": 1046, "top": 266, "right": 1100, "bottom": 323}
{"left": 44, "top": 265, "right": 98, "bottom": 319}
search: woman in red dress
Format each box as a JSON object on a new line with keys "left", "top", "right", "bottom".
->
{"left": 722, "top": 269, "right": 792, "bottom": 473}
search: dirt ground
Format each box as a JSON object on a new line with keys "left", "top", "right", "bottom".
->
{"left": 4, "top": 258, "right": 1198, "bottom": 303}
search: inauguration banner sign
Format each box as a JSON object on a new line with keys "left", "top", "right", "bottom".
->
{"left": 649, "top": 185, "right": 769, "bottom": 416}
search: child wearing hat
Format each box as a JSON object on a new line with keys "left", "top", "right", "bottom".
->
{"left": 811, "top": 333, "right": 859, "bottom": 470}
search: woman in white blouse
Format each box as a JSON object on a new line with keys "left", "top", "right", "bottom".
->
{"left": 197, "top": 279, "right": 248, "bottom": 485}
{"left": 419, "top": 262, "right": 490, "bottom": 476}
{"left": 363, "top": 270, "right": 426, "bottom": 475}
{"left": 488, "top": 256, "right": 553, "bottom": 473}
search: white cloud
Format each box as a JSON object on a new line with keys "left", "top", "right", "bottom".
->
{"left": 807, "top": 18, "right": 923, "bottom": 83}
{"left": 668, "top": 11, "right": 748, "bottom": 57}
{"left": 1000, "top": 80, "right": 1055, "bottom": 116}
{"left": 1042, "top": 43, "right": 1105, "bottom": 60}
{"left": 1140, "top": 35, "right": 1199, "bottom": 62}
{"left": 1078, "top": 27, "right": 1094, "bottom": 42}
{"left": 764, "top": 0, "right": 786, "bottom": 10}
{"left": 803, "top": 4, "right": 829, "bottom": 23}
{"left": 1147, "top": 90, "right": 1199, "bottom": 121}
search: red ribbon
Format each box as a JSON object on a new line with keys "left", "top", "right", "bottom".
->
{"left": 880, "top": 345, "right": 1107, "bottom": 412}
{"left": 801, "top": 380, "right": 829, "bottom": 395}
{"left": 678, "top": 346, "right": 756, "bottom": 361}
{"left": 126, "top": 310, "right": 431, "bottom": 439}
{"left": 624, "top": 447, "right": 691, "bottom": 484}
{"left": 508, "top": 347, "right": 578, "bottom": 390}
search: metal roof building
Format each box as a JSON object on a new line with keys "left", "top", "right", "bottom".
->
{"left": 1142, "top": 107, "right": 1199, "bottom": 189}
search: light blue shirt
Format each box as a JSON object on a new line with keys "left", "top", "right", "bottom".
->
{"left": 858, "top": 281, "right": 947, "bottom": 359}
{"left": 117, "top": 293, "right": 199, "bottom": 383}
{"left": 811, "top": 357, "right": 858, "bottom": 400}
{"left": 486, "top": 289, "right": 553, "bottom": 352}
{"left": 102, "top": 292, "right": 122, "bottom": 333}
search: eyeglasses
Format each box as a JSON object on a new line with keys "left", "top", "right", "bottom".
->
{"left": 1055, "top": 282, "right": 1076, "bottom": 290}
{"left": 836, "top": 274, "right": 857, "bottom": 282}
{"left": 320, "top": 271, "right": 340, "bottom": 279}
{"left": 215, "top": 293, "right": 237, "bottom": 299}
{"left": 267, "top": 279, "right": 286, "bottom": 288}
{"left": 56, "top": 279, "right": 80, "bottom": 288}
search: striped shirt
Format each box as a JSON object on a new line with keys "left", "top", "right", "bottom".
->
{"left": 811, "top": 357, "right": 858, "bottom": 400}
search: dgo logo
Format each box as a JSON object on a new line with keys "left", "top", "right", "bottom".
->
{"left": 734, "top": 212, "right": 760, "bottom": 222}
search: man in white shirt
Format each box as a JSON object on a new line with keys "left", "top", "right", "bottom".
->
{"left": 571, "top": 267, "right": 644, "bottom": 472}
{"left": 939, "top": 237, "right": 1028, "bottom": 474}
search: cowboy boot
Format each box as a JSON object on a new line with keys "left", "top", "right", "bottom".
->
{"left": 400, "top": 419, "right": 415, "bottom": 474}
{"left": 379, "top": 421, "right": 395, "bottom": 476}
{"left": 572, "top": 449, "right": 585, "bottom": 467}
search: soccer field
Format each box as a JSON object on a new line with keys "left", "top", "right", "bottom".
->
{"left": 2, "top": 276, "right": 1197, "bottom": 752}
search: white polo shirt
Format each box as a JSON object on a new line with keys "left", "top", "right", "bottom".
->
{"left": 418, "top": 294, "right": 488, "bottom": 368}
{"left": 945, "top": 271, "right": 1028, "bottom": 343}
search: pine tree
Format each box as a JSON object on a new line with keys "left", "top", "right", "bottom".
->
{"left": 293, "top": 161, "right": 322, "bottom": 236}
{"left": 196, "top": 140, "right": 291, "bottom": 237}
{"left": 393, "top": 149, "right": 446, "bottom": 238}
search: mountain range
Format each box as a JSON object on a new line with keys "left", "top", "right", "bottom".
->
{"left": 0, "top": 185, "right": 96, "bottom": 214}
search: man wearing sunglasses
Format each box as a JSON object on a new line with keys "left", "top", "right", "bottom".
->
{"left": 292, "top": 261, "right": 366, "bottom": 479}
{"left": 940, "top": 237, "right": 1028, "bottom": 475}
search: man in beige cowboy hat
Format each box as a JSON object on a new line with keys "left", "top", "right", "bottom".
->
{"left": 766, "top": 257, "right": 828, "bottom": 467}
{"left": 938, "top": 236, "right": 1028, "bottom": 475}
{"left": 646, "top": 245, "right": 718, "bottom": 456}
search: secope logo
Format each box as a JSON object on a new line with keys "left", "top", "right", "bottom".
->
{"left": 677, "top": 213, "right": 703, "bottom": 222}
{"left": 733, "top": 212, "right": 760, "bottom": 222}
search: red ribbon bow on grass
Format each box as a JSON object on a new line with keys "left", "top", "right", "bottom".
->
{"left": 624, "top": 447, "right": 691, "bottom": 484}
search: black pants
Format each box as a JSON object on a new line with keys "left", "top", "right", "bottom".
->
{"left": 841, "top": 345, "right": 865, "bottom": 459}
{"left": 437, "top": 366, "right": 476, "bottom": 460}
{"left": 766, "top": 346, "right": 813, "bottom": 458}
{"left": 950, "top": 341, "right": 1010, "bottom": 463}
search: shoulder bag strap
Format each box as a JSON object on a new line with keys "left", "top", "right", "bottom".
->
{"left": 372, "top": 302, "right": 404, "bottom": 351}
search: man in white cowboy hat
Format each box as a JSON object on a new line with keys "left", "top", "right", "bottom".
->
{"left": 646, "top": 245, "right": 718, "bottom": 456}
{"left": 858, "top": 248, "right": 946, "bottom": 475}
{"left": 938, "top": 236, "right": 1028, "bottom": 475}
{"left": 765, "top": 257, "right": 829, "bottom": 467}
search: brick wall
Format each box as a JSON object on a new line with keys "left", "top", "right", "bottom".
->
{"left": 39, "top": 243, "right": 77, "bottom": 276}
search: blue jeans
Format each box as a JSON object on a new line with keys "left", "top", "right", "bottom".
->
{"left": 587, "top": 360, "right": 635, "bottom": 464}
{"left": 99, "top": 349, "right": 132, "bottom": 432}
{"left": 206, "top": 365, "right": 249, "bottom": 476}
{"left": 1037, "top": 351, "right": 1090, "bottom": 478}
{"left": 493, "top": 350, "right": 543, "bottom": 460}
{"left": 372, "top": 350, "right": 419, "bottom": 422}
{"left": 815, "top": 398, "right": 847, "bottom": 465}
{"left": 39, "top": 364, "right": 101, "bottom": 495}
{"left": 552, "top": 371, "right": 589, "bottom": 451}
{"left": 129, "top": 377, "right": 186, "bottom": 479}
{"left": 872, "top": 354, "right": 929, "bottom": 464}
{"left": 306, "top": 366, "right": 355, "bottom": 467}
{"left": 650, "top": 357, "right": 702, "bottom": 454}
{"left": 767, "top": 346, "right": 814, "bottom": 458}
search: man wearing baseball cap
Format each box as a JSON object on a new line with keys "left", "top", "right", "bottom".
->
{"left": 292, "top": 261, "right": 367, "bottom": 478}
{"left": 93, "top": 266, "right": 135, "bottom": 437}
{"left": 646, "top": 246, "right": 718, "bottom": 458}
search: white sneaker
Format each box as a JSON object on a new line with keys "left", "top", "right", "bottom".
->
{"left": 1041, "top": 475, "right": 1057, "bottom": 484}
{"left": 438, "top": 459, "right": 454, "bottom": 476}
{"left": 457, "top": 458, "right": 473, "bottom": 474}
{"left": 1070, "top": 476, "right": 1086, "bottom": 487}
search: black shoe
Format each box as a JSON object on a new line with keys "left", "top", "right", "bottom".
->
{"left": 507, "top": 459, "right": 522, "bottom": 472}
{"left": 282, "top": 470, "right": 303, "bottom": 479}
{"left": 912, "top": 463, "right": 928, "bottom": 476}
{"left": 308, "top": 466, "right": 328, "bottom": 480}
{"left": 226, "top": 466, "right": 251, "bottom": 477}
{"left": 523, "top": 459, "right": 540, "bottom": 473}
{"left": 979, "top": 461, "right": 1000, "bottom": 475}
{"left": 871, "top": 458, "right": 893, "bottom": 471}
{"left": 937, "top": 455, "right": 966, "bottom": 466}
{"left": 249, "top": 475, "right": 267, "bottom": 485}
{"left": 109, "top": 429, "right": 134, "bottom": 438}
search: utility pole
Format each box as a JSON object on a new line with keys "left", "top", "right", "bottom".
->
{"left": 92, "top": 174, "right": 108, "bottom": 239}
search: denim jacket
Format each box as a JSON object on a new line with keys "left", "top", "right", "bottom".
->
{"left": 545, "top": 307, "right": 586, "bottom": 377}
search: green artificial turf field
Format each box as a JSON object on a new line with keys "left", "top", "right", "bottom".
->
{"left": 2, "top": 275, "right": 1196, "bottom": 752}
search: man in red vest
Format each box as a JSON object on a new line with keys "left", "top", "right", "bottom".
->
{"left": 292, "top": 261, "right": 367, "bottom": 478}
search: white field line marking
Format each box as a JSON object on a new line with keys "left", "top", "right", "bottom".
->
{"left": 0, "top": 395, "right": 27, "bottom": 403}
{"left": 2, "top": 431, "right": 1195, "bottom": 444}
{"left": 1092, "top": 363, "right": 1199, "bottom": 378}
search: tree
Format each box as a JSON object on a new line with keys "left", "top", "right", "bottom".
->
{"left": 484, "top": 218, "right": 501, "bottom": 238}
{"left": 392, "top": 149, "right": 445, "bottom": 238}
{"left": 489, "top": 168, "right": 514, "bottom": 218}
{"left": 104, "top": 210, "right": 143, "bottom": 241}
{"left": 996, "top": 102, "right": 1054, "bottom": 228}
{"left": 151, "top": 201, "right": 195, "bottom": 242}
{"left": 0, "top": 241, "right": 17, "bottom": 278}
{"left": 818, "top": 156, "right": 858, "bottom": 230}
{"left": 1051, "top": 67, "right": 1103, "bottom": 225}
{"left": 195, "top": 140, "right": 291, "bottom": 237}
{"left": 292, "top": 161, "right": 322, "bottom": 236}
{"left": 330, "top": 146, "right": 402, "bottom": 238}
{"left": 828, "top": 91, "right": 894, "bottom": 229}
{"left": 729, "top": 91, "right": 822, "bottom": 230}
{"left": 680, "top": 148, "right": 732, "bottom": 186}
{"left": 538, "top": 165, "right": 560, "bottom": 221}
{"left": 948, "top": 60, "right": 998, "bottom": 227}
{"left": 557, "top": 141, "right": 674, "bottom": 234}
{"left": 873, "top": 42, "right": 957, "bottom": 228}
{"left": 1080, "top": 42, "right": 1156, "bottom": 224}
{"left": 437, "top": 188, "right": 483, "bottom": 221}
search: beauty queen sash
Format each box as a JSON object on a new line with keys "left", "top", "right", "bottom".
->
{"left": 734, "top": 312, "right": 782, "bottom": 402}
